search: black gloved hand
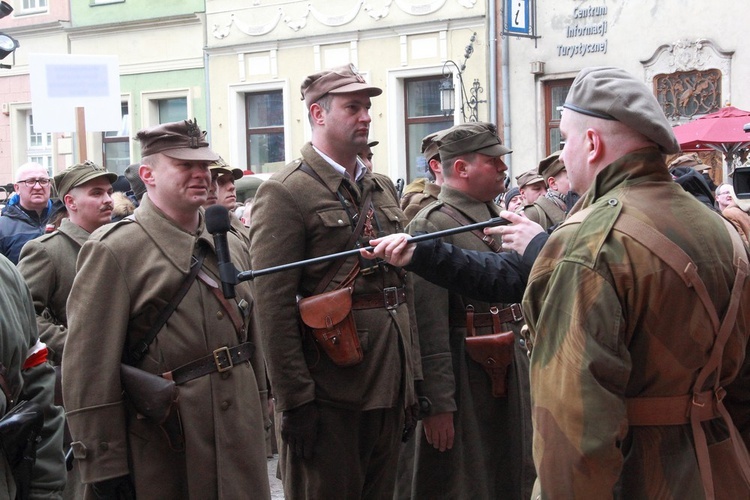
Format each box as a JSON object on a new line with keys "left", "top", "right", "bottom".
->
{"left": 91, "top": 474, "right": 135, "bottom": 499}
{"left": 281, "top": 401, "right": 319, "bottom": 459}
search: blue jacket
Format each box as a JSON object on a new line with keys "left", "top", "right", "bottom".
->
{"left": 0, "top": 202, "right": 51, "bottom": 264}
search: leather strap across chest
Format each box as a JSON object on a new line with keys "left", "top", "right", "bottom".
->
{"left": 438, "top": 204, "right": 502, "bottom": 253}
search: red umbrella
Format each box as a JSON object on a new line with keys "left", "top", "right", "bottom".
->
{"left": 672, "top": 106, "right": 750, "bottom": 175}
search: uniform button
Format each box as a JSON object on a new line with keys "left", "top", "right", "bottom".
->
{"left": 338, "top": 219, "right": 345, "bottom": 225}
{"left": 608, "top": 198, "right": 618, "bottom": 206}
{"left": 99, "top": 442, "right": 109, "bottom": 451}
{"left": 217, "top": 311, "right": 224, "bottom": 320}
{"left": 221, "top": 401, "right": 231, "bottom": 410}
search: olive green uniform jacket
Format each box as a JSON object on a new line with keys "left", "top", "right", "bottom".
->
{"left": 400, "top": 181, "right": 441, "bottom": 222}
{"left": 407, "top": 185, "right": 535, "bottom": 499}
{"left": 18, "top": 218, "right": 91, "bottom": 365}
{"left": 62, "top": 195, "right": 270, "bottom": 499}
{"left": 522, "top": 192, "right": 566, "bottom": 232}
{"left": 0, "top": 254, "right": 66, "bottom": 499}
{"left": 249, "top": 143, "right": 421, "bottom": 497}
{"left": 523, "top": 148, "right": 750, "bottom": 498}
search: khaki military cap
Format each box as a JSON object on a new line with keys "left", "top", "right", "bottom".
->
{"left": 124, "top": 163, "right": 146, "bottom": 200}
{"left": 420, "top": 131, "right": 442, "bottom": 162}
{"left": 538, "top": 150, "right": 564, "bottom": 180}
{"left": 563, "top": 66, "right": 680, "bottom": 154}
{"left": 136, "top": 118, "right": 219, "bottom": 162}
{"left": 300, "top": 64, "right": 382, "bottom": 108}
{"left": 438, "top": 122, "right": 511, "bottom": 162}
{"left": 54, "top": 160, "right": 117, "bottom": 199}
{"left": 668, "top": 153, "right": 709, "bottom": 172}
{"left": 210, "top": 157, "right": 243, "bottom": 180}
{"left": 516, "top": 170, "right": 545, "bottom": 189}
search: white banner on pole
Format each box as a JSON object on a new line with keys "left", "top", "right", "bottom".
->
{"left": 29, "top": 53, "right": 121, "bottom": 133}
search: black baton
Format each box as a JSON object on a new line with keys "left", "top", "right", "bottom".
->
{"left": 238, "top": 216, "right": 509, "bottom": 282}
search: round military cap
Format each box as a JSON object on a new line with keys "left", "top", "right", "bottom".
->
{"left": 124, "top": 163, "right": 147, "bottom": 200}
{"left": 136, "top": 118, "right": 219, "bottom": 162}
{"left": 668, "top": 153, "right": 709, "bottom": 172}
{"left": 515, "top": 170, "right": 545, "bottom": 189}
{"left": 54, "top": 160, "right": 118, "bottom": 200}
{"left": 538, "top": 150, "right": 564, "bottom": 181}
{"left": 421, "top": 131, "right": 442, "bottom": 162}
{"left": 210, "top": 156, "right": 243, "bottom": 180}
{"left": 437, "top": 122, "right": 511, "bottom": 162}
{"left": 563, "top": 66, "right": 680, "bottom": 154}
{"left": 300, "top": 64, "right": 382, "bottom": 108}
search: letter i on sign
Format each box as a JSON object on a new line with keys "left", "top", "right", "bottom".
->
{"left": 507, "top": 0, "right": 530, "bottom": 34}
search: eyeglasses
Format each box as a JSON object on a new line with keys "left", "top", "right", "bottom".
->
{"left": 18, "top": 178, "right": 51, "bottom": 187}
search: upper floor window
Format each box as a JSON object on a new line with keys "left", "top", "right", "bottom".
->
{"left": 21, "top": 0, "right": 47, "bottom": 14}
{"left": 158, "top": 98, "right": 187, "bottom": 124}
{"left": 102, "top": 102, "right": 130, "bottom": 175}
{"left": 26, "top": 113, "right": 52, "bottom": 174}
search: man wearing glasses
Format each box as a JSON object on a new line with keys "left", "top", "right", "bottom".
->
{"left": 0, "top": 162, "right": 53, "bottom": 264}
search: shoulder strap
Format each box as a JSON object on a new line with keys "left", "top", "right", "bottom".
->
{"left": 126, "top": 243, "right": 208, "bottom": 365}
{"left": 438, "top": 204, "right": 501, "bottom": 253}
{"left": 611, "top": 213, "right": 750, "bottom": 497}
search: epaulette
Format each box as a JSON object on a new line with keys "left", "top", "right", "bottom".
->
{"left": 94, "top": 215, "right": 137, "bottom": 240}
{"left": 420, "top": 199, "right": 444, "bottom": 216}
{"left": 559, "top": 197, "right": 623, "bottom": 265}
{"left": 35, "top": 230, "right": 60, "bottom": 243}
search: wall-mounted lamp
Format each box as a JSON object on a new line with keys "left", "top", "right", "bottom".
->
{"left": 0, "top": 1, "right": 17, "bottom": 70}
{"left": 439, "top": 33, "right": 487, "bottom": 123}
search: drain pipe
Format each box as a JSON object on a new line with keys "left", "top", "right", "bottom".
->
{"left": 501, "top": 30, "right": 512, "bottom": 175}
{"left": 488, "top": 0, "right": 498, "bottom": 126}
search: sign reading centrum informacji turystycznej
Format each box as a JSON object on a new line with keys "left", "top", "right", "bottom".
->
{"left": 557, "top": 5, "right": 608, "bottom": 58}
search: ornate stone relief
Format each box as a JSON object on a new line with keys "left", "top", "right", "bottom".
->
{"left": 211, "top": 0, "right": 476, "bottom": 39}
{"left": 642, "top": 39, "right": 733, "bottom": 121}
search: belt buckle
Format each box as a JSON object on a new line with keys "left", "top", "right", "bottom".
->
{"left": 213, "top": 346, "right": 233, "bottom": 373}
{"left": 383, "top": 287, "right": 399, "bottom": 310}
{"left": 510, "top": 303, "right": 524, "bottom": 322}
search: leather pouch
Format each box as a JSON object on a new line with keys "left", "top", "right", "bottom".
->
{"left": 120, "top": 364, "right": 184, "bottom": 451}
{"left": 465, "top": 333, "right": 515, "bottom": 397}
{"left": 464, "top": 305, "right": 515, "bottom": 398}
{"left": 298, "top": 287, "right": 363, "bottom": 367}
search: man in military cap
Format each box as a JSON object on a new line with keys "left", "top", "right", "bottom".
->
{"left": 63, "top": 119, "right": 271, "bottom": 498}
{"left": 400, "top": 130, "right": 445, "bottom": 222}
{"left": 19, "top": 161, "right": 117, "bottom": 364}
{"left": 358, "top": 140, "right": 379, "bottom": 171}
{"left": 407, "top": 122, "right": 534, "bottom": 499}
{"left": 18, "top": 161, "right": 117, "bottom": 499}
{"left": 523, "top": 66, "right": 750, "bottom": 497}
{"left": 522, "top": 151, "right": 568, "bottom": 229}
{"left": 515, "top": 170, "right": 547, "bottom": 208}
{"left": 249, "top": 64, "right": 420, "bottom": 499}
{"left": 204, "top": 158, "right": 252, "bottom": 252}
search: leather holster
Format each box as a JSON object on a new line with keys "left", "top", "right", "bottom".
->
{"left": 298, "top": 287, "right": 363, "bottom": 367}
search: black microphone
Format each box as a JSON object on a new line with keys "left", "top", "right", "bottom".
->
{"left": 205, "top": 205, "right": 237, "bottom": 299}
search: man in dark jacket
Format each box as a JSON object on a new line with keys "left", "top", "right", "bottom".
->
{"left": 0, "top": 163, "right": 52, "bottom": 264}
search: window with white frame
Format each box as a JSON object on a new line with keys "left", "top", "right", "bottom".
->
{"left": 141, "top": 90, "right": 190, "bottom": 128}
{"left": 21, "top": 0, "right": 48, "bottom": 14}
{"left": 245, "top": 90, "right": 284, "bottom": 173}
{"left": 26, "top": 113, "right": 52, "bottom": 175}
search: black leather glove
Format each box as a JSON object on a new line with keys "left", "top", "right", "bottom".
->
{"left": 281, "top": 402, "right": 319, "bottom": 459}
{"left": 91, "top": 474, "right": 135, "bottom": 499}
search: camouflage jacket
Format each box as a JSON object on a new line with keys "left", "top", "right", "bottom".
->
{"left": 523, "top": 148, "right": 750, "bottom": 498}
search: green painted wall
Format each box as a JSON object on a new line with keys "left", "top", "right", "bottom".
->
{"left": 71, "top": 0, "right": 206, "bottom": 27}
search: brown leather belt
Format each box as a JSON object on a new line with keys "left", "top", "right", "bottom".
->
{"left": 162, "top": 342, "right": 255, "bottom": 385}
{"left": 352, "top": 286, "right": 407, "bottom": 310}
{"left": 450, "top": 304, "right": 524, "bottom": 327}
